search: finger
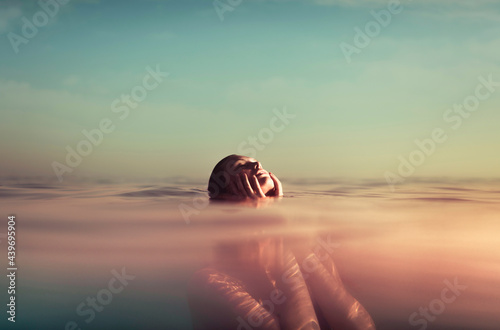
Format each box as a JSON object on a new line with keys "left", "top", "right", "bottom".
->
{"left": 234, "top": 174, "right": 247, "bottom": 198}
{"left": 269, "top": 173, "right": 283, "bottom": 197}
{"left": 240, "top": 173, "right": 258, "bottom": 199}
{"left": 301, "top": 254, "right": 376, "bottom": 330}
{"left": 250, "top": 175, "right": 266, "bottom": 198}
{"left": 235, "top": 173, "right": 254, "bottom": 199}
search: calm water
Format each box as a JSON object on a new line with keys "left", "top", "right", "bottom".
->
{"left": 1, "top": 178, "right": 499, "bottom": 329}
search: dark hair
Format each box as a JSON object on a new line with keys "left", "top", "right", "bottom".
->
{"left": 207, "top": 154, "right": 240, "bottom": 199}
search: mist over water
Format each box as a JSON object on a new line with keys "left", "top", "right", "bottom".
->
{"left": 1, "top": 178, "right": 499, "bottom": 329}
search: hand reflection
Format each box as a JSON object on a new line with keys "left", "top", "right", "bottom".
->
{"left": 210, "top": 195, "right": 281, "bottom": 209}
{"left": 188, "top": 237, "right": 376, "bottom": 330}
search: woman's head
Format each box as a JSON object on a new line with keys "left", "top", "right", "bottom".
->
{"left": 208, "top": 154, "right": 279, "bottom": 200}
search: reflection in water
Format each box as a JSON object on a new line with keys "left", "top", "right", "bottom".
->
{"left": 188, "top": 235, "right": 375, "bottom": 329}
{"left": 209, "top": 196, "right": 282, "bottom": 209}
{"left": 2, "top": 178, "right": 500, "bottom": 329}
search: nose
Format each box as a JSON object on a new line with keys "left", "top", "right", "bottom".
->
{"left": 251, "top": 162, "right": 262, "bottom": 170}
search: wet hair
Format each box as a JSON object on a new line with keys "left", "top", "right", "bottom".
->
{"left": 207, "top": 154, "right": 240, "bottom": 199}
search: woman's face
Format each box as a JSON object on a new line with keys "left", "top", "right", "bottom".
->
{"left": 228, "top": 156, "right": 275, "bottom": 195}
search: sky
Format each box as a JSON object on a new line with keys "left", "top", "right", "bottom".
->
{"left": 0, "top": 0, "right": 499, "bottom": 182}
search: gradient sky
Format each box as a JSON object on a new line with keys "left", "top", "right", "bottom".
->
{"left": 0, "top": 0, "right": 499, "bottom": 182}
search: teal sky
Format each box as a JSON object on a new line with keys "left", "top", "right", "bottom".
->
{"left": 1, "top": 0, "right": 499, "bottom": 182}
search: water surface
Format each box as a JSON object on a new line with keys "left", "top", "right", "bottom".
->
{"left": 1, "top": 178, "right": 499, "bottom": 329}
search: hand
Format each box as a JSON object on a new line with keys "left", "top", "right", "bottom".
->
{"left": 228, "top": 173, "right": 267, "bottom": 200}
{"left": 268, "top": 172, "right": 283, "bottom": 197}
{"left": 296, "top": 248, "right": 376, "bottom": 330}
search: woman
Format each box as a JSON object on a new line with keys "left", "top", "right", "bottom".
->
{"left": 207, "top": 154, "right": 283, "bottom": 200}
{"left": 187, "top": 155, "right": 376, "bottom": 329}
